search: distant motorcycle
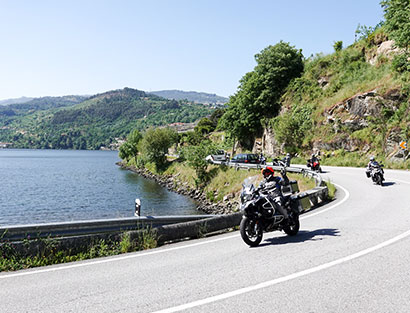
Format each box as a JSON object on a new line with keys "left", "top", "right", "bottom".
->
{"left": 366, "top": 164, "right": 384, "bottom": 186}
{"left": 307, "top": 159, "right": 322, "bottom": 173}
{"left": 239, "top": 178, "right": 300, "bottom": 247}
{"left": 272, "top": 158, "right": 286, "bottom": 167}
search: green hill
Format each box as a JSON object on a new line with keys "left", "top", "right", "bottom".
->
{"left": 0, "top": 88, "right": 213, "bottom": 150}
{"left": 150, "top": 90, "right": 228, "bottom": 105}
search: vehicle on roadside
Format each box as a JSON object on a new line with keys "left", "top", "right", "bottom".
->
{"left": 230, "top": 153, "right": 260, "bottom": 164}
{"left": 205, "top": 150, "right": 229, "bottom": 163}
{"left": 239, "top": 177, "right": 300, "bottom": 247}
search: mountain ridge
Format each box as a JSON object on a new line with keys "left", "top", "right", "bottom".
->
{"left": 0, "top": 87, "right": 214, "bottom": 150}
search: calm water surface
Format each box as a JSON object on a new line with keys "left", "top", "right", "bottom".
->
{"left": 0, "top": 149, "right": 199, "bottom": 226}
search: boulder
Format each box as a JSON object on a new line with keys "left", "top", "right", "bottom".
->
{"left": 367, "top": 40, "right": 401, "bottom": 65}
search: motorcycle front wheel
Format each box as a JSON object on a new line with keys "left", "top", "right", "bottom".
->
{"left": 377, "top": 174, "right": 383, "bottom": 186}
{"left": 373, "top": 174, "right": 383, "bottom": 186}
{"left": 283, "top": 212, "right": 300, "bottom": 236}
{"left": 240, "top": 217, "right": 263, "bottom": 247}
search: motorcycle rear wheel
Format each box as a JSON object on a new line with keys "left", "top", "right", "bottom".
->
{"left": 283, "top": 212, "right": 300, "bottom": 236}
{"left": 240, "top": 217, "right": 263, "bottom": 247}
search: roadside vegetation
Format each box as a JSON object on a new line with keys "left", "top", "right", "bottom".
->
{"left": 0, "top": 229, "right": 157, "bottom": 272}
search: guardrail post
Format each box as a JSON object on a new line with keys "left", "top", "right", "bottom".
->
{"left": 135, "top": 198, "right": 141, "bottom": 217}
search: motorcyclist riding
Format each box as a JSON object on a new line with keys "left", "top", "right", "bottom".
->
{"left": 309, "top": 153, "right": 319, "bottom": 164}
{"left": 259, "top": 166, "right": 290, "bottom": 222}
{"left": 366, "top": 156, "right": 384, "bottom": 179}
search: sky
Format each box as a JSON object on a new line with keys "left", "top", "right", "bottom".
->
{"left": 0, "top": 0, "right": 385, "bottom": 100}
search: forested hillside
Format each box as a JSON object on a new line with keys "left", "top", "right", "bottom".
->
{"left": 150, "top": 90, "right": 228, "bottom": 105}
{"left": 0, "top": 88, "right": 213, "bottom": 150}
{"left": 0, "top": 95, "right": 88, "bottom": 116}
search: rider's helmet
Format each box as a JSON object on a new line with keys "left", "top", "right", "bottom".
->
{"left": 286, "top": 153, "right": 290, "bottom": 157}
{"left": 261, "top": 166, "right": 274, "bottom": 178}
{"left": 370, "top": 156, "right": 375, "bottom": 161}
{"left": 311, "top": 153, "right": 315, "bottom": 158}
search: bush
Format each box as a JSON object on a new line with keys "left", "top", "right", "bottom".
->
{"left": 392, "top": 53, "right": 410, "bottom": 73}
{"left": 271, "top": 104, "right": 313, "bottom": 153}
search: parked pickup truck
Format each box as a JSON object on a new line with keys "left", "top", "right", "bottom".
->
{"left": 205, "top": 150, "right": 229, "bottom": 163}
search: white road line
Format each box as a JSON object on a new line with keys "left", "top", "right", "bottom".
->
{"left": 153, "top": 228, "right": 410, "bottom": 313}
{"left": 0, "top": 234, "right": 238, "bottom": 279}
{"left": 0, "top": 182, "right": 350, "bottom": 279}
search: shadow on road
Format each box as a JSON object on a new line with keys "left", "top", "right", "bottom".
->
{"left": 382, "top": 181, "right": 396, "bottom": 187}
{"left": 259, "top": 228, "right": 340, "bottom": 247}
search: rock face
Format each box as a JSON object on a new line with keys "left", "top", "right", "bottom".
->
{"left": 367, "top": 40, "right": 401, "bottom": 65}
{"left": 326, "top": 90, "right": 394, "bottom": 120}
{"left": 255, "top": 86, "right": 407, "bottom": 161}
{"left": 322, "top": 88, "right": 406, "bottom": 156}
{"left": 253, "top": 127, "right": 282, "bottom": 156}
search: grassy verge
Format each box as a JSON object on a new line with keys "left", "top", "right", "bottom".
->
{"left": 0, "top": 229, "right": 157, "bottom": 272}
{"left": 325, "top": 179, "right": 337, "bottom": 200}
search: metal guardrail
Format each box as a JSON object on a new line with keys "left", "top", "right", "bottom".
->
{"left": 213, "top": 160, "right": 324, "bottom": 187}
{"left": 0, "top": 215, "right": 217, "bottom": 241}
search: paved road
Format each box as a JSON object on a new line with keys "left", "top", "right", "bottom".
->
{"left": 1, "top": 166, "right": 410, "bottom": 313}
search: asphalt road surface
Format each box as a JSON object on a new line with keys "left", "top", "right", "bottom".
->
{"left": 1, "top": 166, "right": 410, "bottom": 313}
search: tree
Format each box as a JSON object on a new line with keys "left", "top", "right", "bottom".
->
{"left": 333, "top": 41, "right": 343, "bottom": 52}
{"left": 140, "top": 128, "right": 178, "bottom": 170}
{"left": 118, "top": 129, "right": 142, "bottom": 161}
{"left": 220, "top": 41, "right": 304, "bottom": 149}
{"left": 181, "top": 140, "right": 218, "bottom": 188}
{"left": 381, "top": 0, "right": 410, "bottom": 50}
{"left": 209, "top": 108, "right": 225, "bottom": 128}
{"left": 195, "top": 117, "right": 215, "bottom": 134}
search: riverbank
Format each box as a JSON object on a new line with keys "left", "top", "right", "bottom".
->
{"left": 116, "top": 161, "right": 317, "bottom": 215}
{"left": 117, "top": 161, "right": 238, "bottom": 215}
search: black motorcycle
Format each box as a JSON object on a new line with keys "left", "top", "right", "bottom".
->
{"left": 239, "top": 178, "right": 300, "bottom": 247}
{"left": 367, "top": 164, "right": 384, "bottom": 186}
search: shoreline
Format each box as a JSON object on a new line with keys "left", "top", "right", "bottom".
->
{"left": 116, "top": 162, "right": 238, "bottom": 215}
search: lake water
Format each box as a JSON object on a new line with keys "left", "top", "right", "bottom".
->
{"left": 0, "top": 149, "right": 199, "bottom": 226}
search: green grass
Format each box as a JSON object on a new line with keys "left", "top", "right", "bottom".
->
{"left": 0, "top": 229, "right": 157, "bottom": 272}
{"left": 325, "top": 179, "right": 337, "bottom": 200}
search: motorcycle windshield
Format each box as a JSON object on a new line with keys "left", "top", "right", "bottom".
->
{"left": 242, "top": 178, "right": 255, "bottom": 190}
